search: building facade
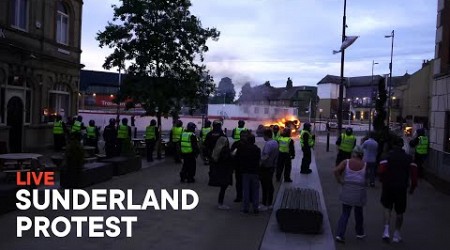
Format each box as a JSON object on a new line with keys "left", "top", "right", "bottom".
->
{"left": 317, "top": 74, "right": 409, "bottom": 123}
{"left": 238, "top": 83, "right": 318, "bottom": 119}
{"left": 0, "top": 0, "right": 83, "bottom": 152}
{"left": 429, "top": 0, "right": 450, "bottom": 183}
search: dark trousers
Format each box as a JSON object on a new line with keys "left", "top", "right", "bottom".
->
{"left": 301, "top": 147, "right": 312, "bottom": 172}
{"left": 218, "top": 185, "right": 228, "bottom": 204}
{"left": 336, "top": 150, "right": 352, "bottom": 166}
{"left": 86, "top": 138, "right": 99, "bottom": 154}
{"left": 117, "top": 139, "right": 124, "bottom": 156}
{"left": 181, "top": 153, "right": 196, "bottom": 181}
{"left": 259, "top": 168, "right": 275, "bottom": 206}
{"left": 415, "top": 153, "right": 427, "bottom": 177}
{"left": 54, "top": 134, "right": 65, "bottom": 151}
{"left": 105, "top": 142, "right": 116, "bottom": 158}
{"left": 242, "top": 174, "right": 260, "bottom": 211}
{"left": 336, "top": 204, "right": 364, "bottom": 238}
{"left": 235, "top": 169, "right": 243, "bottom": 200}
{"left": 146, "top": 139, "right": 156, "bottom": 162}
{"left": 276, "top": 152, "right": 292, "bottom": 180}
{"left": 366, "top": 162, "right": 377, "bottom": 184}
{"left": 174, "top": 143, "right": 182, "bottom": 163}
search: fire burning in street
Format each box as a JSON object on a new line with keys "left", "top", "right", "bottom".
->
{"left": 262, "top": 116, "right": 301, "bottom": 135}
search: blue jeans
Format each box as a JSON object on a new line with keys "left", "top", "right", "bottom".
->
{"left": 366, "top": 162, "right": 377, "bottom": 184}
{"left": 336, "top": 204, "right": 364, "bottom": 238}
{"left": 242, "top": 174, "right": 260, "bottom": 211}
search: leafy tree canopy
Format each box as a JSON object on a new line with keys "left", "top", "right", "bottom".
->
{"left": 97, "top": 0, "right": 220, "bottom": 119}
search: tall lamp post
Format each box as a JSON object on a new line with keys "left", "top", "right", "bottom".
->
{"left": 337, "top": 0, "right": 347, "bottom": 136}
{"left": 368, "top": 60, "right": 378, "bottom": 133}
{"left": 385, "top": 30, "right": 394, "bottom": 127}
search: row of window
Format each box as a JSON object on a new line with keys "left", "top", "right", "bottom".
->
{"left": 10, "top": 0, "right": 70, "bottom": 45}
{"left": 0, "top": 81, "right": 71, "bottom": 124}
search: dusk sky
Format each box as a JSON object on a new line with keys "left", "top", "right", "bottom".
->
{"left": 81, "top": 0, "right": 437, "bottom": 89}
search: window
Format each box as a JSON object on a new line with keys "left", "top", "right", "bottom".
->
{"left": 56, "top": 2, "right": 69, "bottom": 45}
{"left": 10, "top": 0, "right": 28, "bottom": 30}
{"left": 48, "top": 83, "right": 70, "bottom": 122}
{"left": 254, "top": 107, "right": 259, "bottom": 114}
{"left": 264, "top": 108, "right": 269, "bottom": 115}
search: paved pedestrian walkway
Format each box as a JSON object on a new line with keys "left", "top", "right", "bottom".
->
{"left": 2, "top": 136, "right": 449, "bottom": 250}
{"left": 315, "top": 141, "right": 450, "bottom": 250}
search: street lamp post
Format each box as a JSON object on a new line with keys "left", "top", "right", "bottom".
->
{"left": 385, "top": 30, "right": 394, "bottom": 128}
{"left": 337, "top": 0, "right": 347, "bottom": 136}
{"left": 369, "top": 60, "right": 378, "bottom": 133}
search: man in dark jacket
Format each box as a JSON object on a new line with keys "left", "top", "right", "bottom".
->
{"left": 180, "top": 122, "right": 200, "bottom": 183}
{"left": 204, "top": 120, "right": 233, "bottom": 210}
{"left": 379, "top": 137, "right": 418, "bottom": 243}
{"left": 230, "top": 129, "right": 251, "bottom": 202}
{"left": 236, "top": 133, "right": 261, "bottom": 214}
{"left": 103, "top": 118, "right": 117, "bottom": 158}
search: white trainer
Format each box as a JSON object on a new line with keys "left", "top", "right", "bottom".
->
{"left": 393, "top": 231, "right": 402, "bottom": 243}
{"left": 218, "top": 204, "right": 230, "bottom": 210}
{"left": 258, "top": 205, "right": 268, "bottom": 211}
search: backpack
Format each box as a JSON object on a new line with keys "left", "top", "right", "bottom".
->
{"left": 212, "top": 136, "right": 228, "bottom": 162}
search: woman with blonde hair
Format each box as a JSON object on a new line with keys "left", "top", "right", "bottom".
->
{"left": 333, "top": 145, "right": 367, "bottom": 243}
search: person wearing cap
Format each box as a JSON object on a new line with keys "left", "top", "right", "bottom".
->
{"left": 180, "top": 122, "right": 200, "bottom": 183}
{"left": 103, "top": 118, "right": 118, "bottom": 158}
{"left": 145, "top": 119, "right": 159, "bottom": 162}
{"left": 200, "top": 120, "right": 212, "bottom": 165}
{"left": 333, "top": 145, "right": 367, "bottom": 243}
{"left": 336, "top": 127, "right": 357, "bottom": 166}
{"left": 379, "top": 137, "right": 418, "bottom": 243}
{"left": 408, "top": 128, "right": 428, "bottom": 178}
{"left": 53, "top": 115, "right": 67, "bottom": 151}
{"left": 276, "top": 128, "right": 295, "bottom": 182}
{"left": 170, "top": 120, "right": 184, "bottom": 163}
{"left": 300, "top": 122, "right": 315, "bottom": 174}
{"left": 86, "top": 120, "right": 100, "bottom": 154}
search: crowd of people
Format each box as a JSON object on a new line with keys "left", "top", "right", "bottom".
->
{"left": 52, "top": 115, "right": 145, "bottom": 158}
{"left": 53, "top": 114, "right": 429, "bottom": 242}
{"left": 333, "top": 127, "right": 426, "bottom": 244}
{"left": 165, "top": 119, "right": 316, "bottom": 213}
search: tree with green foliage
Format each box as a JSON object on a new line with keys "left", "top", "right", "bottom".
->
{"left": 97, "top": 0, "right": 219, "bottom": 157}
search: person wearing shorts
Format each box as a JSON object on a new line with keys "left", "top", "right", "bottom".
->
{"left": 378, "top": 137, "right": 418, "bottom": 243}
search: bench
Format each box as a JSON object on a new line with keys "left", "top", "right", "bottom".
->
{"left": 78, "top": 162, "right": 114, "bottom": 188}
{"left": 100, "top": 156, "right": 141, "bottom": 176}
{"left": 276, "top": 188, "right": 323, "bottom": 234}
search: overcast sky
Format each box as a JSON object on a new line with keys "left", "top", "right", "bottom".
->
{"left": 81, "top": 0, "right": 437, "bottom": 89}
